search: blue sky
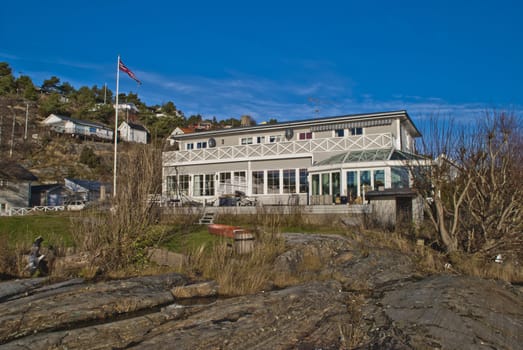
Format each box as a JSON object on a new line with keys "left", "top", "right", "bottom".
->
{"left": 1, "top": 0, "right": 521, "bottom": 123}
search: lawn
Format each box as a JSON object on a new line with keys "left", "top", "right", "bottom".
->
{"left": 0, "top": 214, "right": 74, "bottom": 248}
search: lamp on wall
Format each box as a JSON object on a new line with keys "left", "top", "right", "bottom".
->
{"left": 285, "top": 128, "right": 294, "bottom": 140}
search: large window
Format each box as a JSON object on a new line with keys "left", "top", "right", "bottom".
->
{"left": 205, "top": 174, "right": 215, "bottom": 196}
{"left": 166, "top": 176, "right": 176, "bottom": 195}
{"left": 347, "top": 171, "right": 358, "bottom": 200}
{"left": 233, "top": 171, "right": 247, "bottom": 192}
{"left": 193, "top": 175, "right": 204, "bottom": 196}
{"left": 311, "top": 174, "right": 320, "bottom": 195}
{"left": 392, "top": 167, "right": 409, "bottom": 189}
{"left": 193, "top": 174, "right": 215, "bottom": 196}
{"left": 282, "top": 169, "right": 296, "bottom": 193}
{"left": 332, "top": 172, "right": 340, "bottom": 197}
{"left": 374, "top": 169, "right": 385, "bottom": 190}
{"left": 360, "top": 170, "right": 371, "bottom": 190}
{"left": 299, "top": 169, "right": 308, "bottom": 193}
{"left": 252, "top": 171, "right": 264, "bottom": 194}
{"left": 267, "top": 170, "right": 280, "bottom": 194}
{"left": 321, "top": 173, "right": 330, "bottom": 195}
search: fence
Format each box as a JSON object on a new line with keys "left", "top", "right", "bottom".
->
{"left": 3, "top": 206, "right": 65, "bottom": 216}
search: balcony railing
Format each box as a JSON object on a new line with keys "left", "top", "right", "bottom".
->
{"left": 164, "top": 133, "right": 394, "bottom": 166}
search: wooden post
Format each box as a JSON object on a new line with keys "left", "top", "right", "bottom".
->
{"left": 233, "top": 229, "right": 254, "bottom": 254}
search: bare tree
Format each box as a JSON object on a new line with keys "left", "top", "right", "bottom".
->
{"left": 412, "top": 112, "right": 522, "bottom": 255}
{"left": 461, "top": 112, "right": 522, "bottom": 254}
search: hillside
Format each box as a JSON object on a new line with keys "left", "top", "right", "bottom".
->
{"left": 0, "top": 97, "right": 142, "bottom": 184}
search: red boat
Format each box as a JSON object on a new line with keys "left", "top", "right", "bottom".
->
{"left": 207, "top": 224, "right": 245, "bottom": 238}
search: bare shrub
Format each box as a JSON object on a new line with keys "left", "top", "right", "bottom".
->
{"left": 412, "top": 112, "right": 522, "bottom": 257}
{"left": 74, "top": 145, "right": 163, "bottom": 273}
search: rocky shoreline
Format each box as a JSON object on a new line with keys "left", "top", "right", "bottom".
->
{"left": 1, "top": 233, "right": 521, "bottom": 349}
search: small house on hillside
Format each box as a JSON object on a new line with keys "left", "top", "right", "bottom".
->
{"left": 31, "top": 183, "right": 67, "bottom": 207}
{"left": 0, "top": 162, "right": 37, "bottom": 215}
{"left": 64, "top": 178, "right": 110, "bottom": 202}
{"left": 42, "top": 114, "right": 113, "bottom": 141}
{"left": 118, "top": 121, "right": 149, "bottom": 144}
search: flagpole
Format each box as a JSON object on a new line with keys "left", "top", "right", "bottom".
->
{"left": 113, "top": 55, "right": 120, "bottom": 197}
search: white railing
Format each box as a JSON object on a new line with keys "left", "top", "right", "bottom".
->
{"left": 164, "top": 133, "right": 394, "bottom": 165}
{"left": 3, "top": 206, "right": 65, "bottom": 216}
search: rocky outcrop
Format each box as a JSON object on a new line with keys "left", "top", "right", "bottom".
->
{"left": 1, "top": 233, "right": 521, "bottom": 349}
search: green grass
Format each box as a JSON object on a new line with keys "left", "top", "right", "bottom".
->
{"left": 161, "top": 225, "right": 226, "bottom": 253}
{"left": 0, "top": 214, "right": 74, "bottom": 248}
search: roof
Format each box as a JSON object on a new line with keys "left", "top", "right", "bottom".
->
{"left": 65, "top": 178, "right": 107, "bottom": 192}
{"left": 0, "top": 162, "right": 38, "bottom": 181}
{"left": 31, "top": 183, "right": 64, "bottom": 193}
{"left": 120, "top": 121, "right": 149, "bottom": 132}
{"left": 366, "top": 187, "right": 417, "bottom": 198}
{"left": 313, "top": 148, "right": 425, "bottom": 166}
{"left": 170, "top": 110, "right": 421, "bottom": 140}
{"left": 44, "top": 114, "right": 112, "bottom": 130}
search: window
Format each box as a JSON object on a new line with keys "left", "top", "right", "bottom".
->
{"left": 256, "top": 136, "right": 265, "bottom": 144}
{"left": 347, "top": 171, "right": 358, "bottom": 200}
{"left": 186, "top": 143, "right": 194, "bottom": 150}
{"left": 240, "top": 137, "right": 253, "bottom": 145}
{"left": 299, "top": 132, "right": 312, "bottom": 140}
{"left": 334, "top": 129, "right": 345, "bottom": 137}
{"left": 220, "top": 172, "right": 231, "bottom": 184}
{"left": 234, "top": 171, "right": 247, "bottom": 189}
{"left": 350, "top": 127, "right": 363, "bottom": 135}
{"left": 392, "top": 167, "right": 409, "bottom": 189}
{"left": 311, "top": 174, "right": 320, "bottom": 195}
{"left": 299, "top": 169, "right": 308, "bottom": 193}
{"left": 360, "top": 171, "right": 371, "bottom": 193}
{"left": 0, "top": 179, "right": 7, "bottom": 187}
{"left": 374, "top": 170, "right": 385, "bottom": 190}
{"left": 321, "top": 173, "right": 330, "bottom": 195}
{"left": 267, "top": 170, "right": 280, "bottom": 194}
{"left": 178, "top": 175, "right": 190, "bottom": 195}
{"left": 252, "top": 171, "right": 264, "bottom": 194}
{"left": 205, "top": 174, "right": 215, "bottom": 196}
{"left": 166, "top": 176, "right": 176, "bottom": 195}
{"left": 332, "top": 172, "right": 340, "bottom": 197}
{"left": 269, "top": 135, "right": 282, "bottom": 143}
{"left": 193, "top": 175, "right": 204, "bottom": 196}
{"left": 196, "top": 141, "right": 207, "bottom": 149}
{"left": 282, "top": 169, "right": 296, "bottom": 193}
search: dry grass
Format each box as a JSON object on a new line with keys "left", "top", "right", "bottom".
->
{"left": 72, "top": 145, "right": 164, "bottom": 274}
{"left": 0, "top": 239, "right": 28, "bottom": 278}
{"left": 184, "top": 232, "right": 285, "bottom": 296}
{"left": 449, "top": 251, "right": 523, "bottom": 283}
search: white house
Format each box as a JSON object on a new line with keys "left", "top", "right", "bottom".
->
{"left": 118, "top": 121, "right": 149, "bottom": 144}
{"left": 163, "top": 110, "right": 423, "bottom": 212}
{"left": 42, "top": 114, "right": 113, "bottom": 141}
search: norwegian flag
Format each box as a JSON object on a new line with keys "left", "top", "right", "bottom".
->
{"left": 119, "top": 60, "right": 141, "bottom": 85}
